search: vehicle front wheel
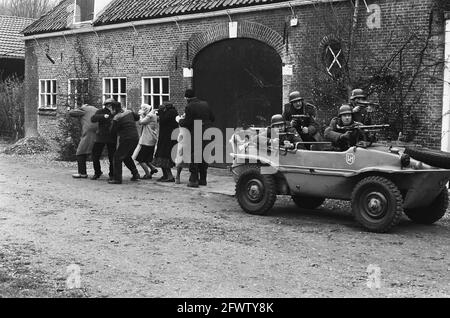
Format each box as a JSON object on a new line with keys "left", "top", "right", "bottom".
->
{"left": 351, "top": 176, "right": 403, "bottom": 233}
{"left": 404, "top": 188, "right": 448, "bottom": 225}
{"left": 235, "top": 166, "right": 277, "bottom": 215}
{"left": 292, "top": 195, "right": 325, "bottom": 210}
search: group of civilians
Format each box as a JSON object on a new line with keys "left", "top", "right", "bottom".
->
{"left": 68, "top": 89, "right": 214, "bottom": 188}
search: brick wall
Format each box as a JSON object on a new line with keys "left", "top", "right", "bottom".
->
{"left": 24, "top": 0, "right": 446, "bottom": 148}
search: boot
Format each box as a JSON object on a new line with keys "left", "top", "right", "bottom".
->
{"left": 187, "top": 180, "right": 199, "bottom": 188}
{"left": 130, "top": 172, "right": 140, "bottom": 181}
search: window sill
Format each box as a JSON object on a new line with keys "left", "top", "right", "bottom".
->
{"left": 38, "top": 108, "right": 57, "bottom": 116}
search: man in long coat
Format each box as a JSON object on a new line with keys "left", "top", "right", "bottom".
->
{"left": 179, "top": 89, "right": 215, "bottom": 187}
{"left": 69, "top": 104, "right": 98, "bottom": 178}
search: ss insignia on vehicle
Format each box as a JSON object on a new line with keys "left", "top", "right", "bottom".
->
{"left": 346, "top": 153, "right": 355, "bottom": 165}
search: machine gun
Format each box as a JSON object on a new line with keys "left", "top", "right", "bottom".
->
{"left": 353, "top": 100, "right": 379, "bottom": 107}
{"left": 290, "top": 114, "right": 311, "bottom": 130}
{"left": 337, "top": 124, "right": 390, "bottom": 132}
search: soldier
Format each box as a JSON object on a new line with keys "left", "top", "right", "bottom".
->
{"left": 324, "top": 104, "right": 366, "bottom": 151}
{"left": 282, "top": 91, "right": 321, "bottom": 149}
{"left": 349, "top": 88, "right": 373, "bottom": 125}
{"left": 256, "top": 114, "right": 305, "bottom": 150}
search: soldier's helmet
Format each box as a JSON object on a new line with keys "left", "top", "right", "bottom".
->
{"left": 270, "top": 114, "right": 285, "bottom": 127}
{"left": 350, "top": 88, "right": 366, "bottom": 100}
{"left": 288, "top": 91, "right": 303, "bottom": 103}
{"left": 338, "top": 104, "right": 353, "bottom": 116}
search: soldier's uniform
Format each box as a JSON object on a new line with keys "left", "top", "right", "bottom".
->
{"left": 282, "top": 91, "right": 321, "bottom": 147}
{"left": 350, "top": 88, "right": 372, "bottom": 125}
{"left": 255, "top": 114, "right": 305, "bottom": 150}
{"left": 324, "top": 105, "right": 365, "bottom": 151}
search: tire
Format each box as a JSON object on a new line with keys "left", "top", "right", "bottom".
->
{"left": 404, "top": 188, "right": 448, "bottom": 224}
{"left": 351, "top": 176, "right": 403, "bottom": 233}
{"left": 235, "top": 165, "right": 277, "bottom": 215}
{"left": 405, "top": 146, "right": 450, "bottom": 169}
{"left": 292, "top": 195, "right": 325, "bottom": 209}
{"left": 231, "top": 164, "right": 257, "bottom": 183}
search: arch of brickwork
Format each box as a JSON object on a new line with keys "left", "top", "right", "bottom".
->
{"left": 186, "top": 21, "right": 294, "bottom": 66}
{"left": 171, "top": 21, "right": 296, "bottom": 108}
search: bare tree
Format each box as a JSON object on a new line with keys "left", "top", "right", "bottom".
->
{"left": 0, "top": 0, "right": 55, "bottom": 18}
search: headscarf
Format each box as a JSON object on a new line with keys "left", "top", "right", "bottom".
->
{"left": 139, "top": 103, "right": 152, "bottom": 116}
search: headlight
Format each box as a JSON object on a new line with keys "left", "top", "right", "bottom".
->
{"left": 400, "top": 153, "right": 410, "bottom": 167}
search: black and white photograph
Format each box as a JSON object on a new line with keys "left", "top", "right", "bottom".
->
{"left": 0, "top": 0, "right": 449, "bottom": 303}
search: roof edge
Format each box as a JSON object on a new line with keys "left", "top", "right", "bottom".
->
{"left": 23, "top": 0, "right": 346, "bottom": 39}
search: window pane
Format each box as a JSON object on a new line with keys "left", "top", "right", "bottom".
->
{"left": 104, "top": 79, "right": 111, "bottom": 94}
{"left": 52, "top": 94, "right": 56, "bottom": 106}
{"left": 162, "top": 78, "right": 169, "bottom": 94}
{"left": 52, "top": 80, "right": 56, "bottom": 93}
{"left": 153, "top": 78, "right": 160, "bottom": 94}
{"left": 46, "top": 80, "right": 52, "bottom": 93}
{"left": 113, "top": 95, "right": 119, "bottom": 101}
{"left": 46, "top": 94, "right": 51, "bottom": 106}
{"left": 120, "top": 78, "right": 126, "bottom": 93}
{"left": 153, "top": 96, "right": 160, "bottom": 108}
{"left": 121, "top": 96, "right": 126, "bottom": 108}
{"left": 40, "top": 95, "right": 45, "bottom": 107}
{"left": 40, "top": 81, "right": 45, "bottom": 93}
{"left": 113, "top": 79, "right": 118, "bottom": 93}
{"left": 82, "top": 80, "right": 88, "bottom": 94}
{"left": 144, "top": 79, "right": 150, "bottom": 94}
{"left": 144, "top": 95, "right": 150, "bottom": 105}
{"left": 162, "top": 95, "right": 169, "bottom": 102}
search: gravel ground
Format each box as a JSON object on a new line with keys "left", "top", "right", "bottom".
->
{"left": 0, "top": 141, "right": 449, "bottom": 298}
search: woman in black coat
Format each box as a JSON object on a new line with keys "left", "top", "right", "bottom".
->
{"left": 153, "top": 101, "right": 179, "bottom": 182}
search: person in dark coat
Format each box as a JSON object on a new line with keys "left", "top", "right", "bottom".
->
{"left": 152, "top": 101, "right": 179, "bottom": 182}
{"left": 68, "top": 104, "right": 98, "bottom": 178}
{"left": 108, "top": 101, "right": 140, "bottom": 184}
{"left": 178, "top": 89, "right": 215, "bottom": 188}
{"left": 90, "top": 98, "right": 117, "bottom": 180}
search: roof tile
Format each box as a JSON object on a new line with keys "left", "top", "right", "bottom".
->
{"left": 23, "top": 0, "right": 298, "bottom": 36}
{"left": 0, "top": 15, "right": 35, "bottom": 58}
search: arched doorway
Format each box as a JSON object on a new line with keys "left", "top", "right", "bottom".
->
{"left": 192, "top": 38, "right": 282, "bottom": 165}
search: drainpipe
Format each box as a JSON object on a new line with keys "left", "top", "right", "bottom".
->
{"left": 347, "top": 0, "right": 360, "bottom": 97}
{"left": 441, "top": 12, "right": 450, "bottom": 152}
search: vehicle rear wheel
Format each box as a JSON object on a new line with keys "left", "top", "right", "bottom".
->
{"left": 404, "top": 188, "right": 448, "bottom": 224}
{"left": 351, "top": 176, "right": 403, "bottom": 233}
{"left": 235, "top": 165, "right": 277, "bottom": 215}
{"left": 292, "top": 195, "right": 325, "bottom": 209}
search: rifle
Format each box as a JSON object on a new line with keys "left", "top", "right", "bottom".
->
{"left": 338, "top": 124, "right": 389, "bottom": 131}
{"left": 354, "top": 100, "right": 379, "bottom": 107}
{"left": 291, "top": 114, "right": 310, "bottom": 128}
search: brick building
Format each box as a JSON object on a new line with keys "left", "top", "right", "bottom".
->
{"left": 22, "top": 0, "right": 450, "bottom": 151}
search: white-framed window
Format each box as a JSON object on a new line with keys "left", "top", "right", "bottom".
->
{"left": 322, "top": 40, "right": 345, "bottom": 78}
{"left": 142, "top": 77, "right": 170, "bottom": 108}
{"left": 39, "top": 79, "right": 57, "bottom": 109}
{"left": 68, "top": 78, "right": 89, "bottom": 107}
{"left": 103, "top": 77, "right": 127, "bottom": 108}
{"left": 73, "top": 0, "right": 95, "bottom": 24}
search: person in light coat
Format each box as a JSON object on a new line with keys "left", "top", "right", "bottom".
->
{"left": 68, "top": 104, "right": 98, "bottom": 178}
{"left": 133, "top": 103, "right": 159, "bottom": 179}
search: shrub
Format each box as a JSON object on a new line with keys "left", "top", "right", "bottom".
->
{"left": 54, "top": 112, "right": 81, "bottom": 161}
{"left": 0, "top": 76, "right": 24, "bottom": 140}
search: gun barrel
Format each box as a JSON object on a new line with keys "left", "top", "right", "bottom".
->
{"left": 355, "top": 100, "right": 379, "bottom": 106}
{"left": 357, "top": 124, "right": 390, "bottom": 129}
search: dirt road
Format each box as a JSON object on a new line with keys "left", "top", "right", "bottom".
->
{"left": 0, "top": 152, "right": 449, "bottom": 298}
